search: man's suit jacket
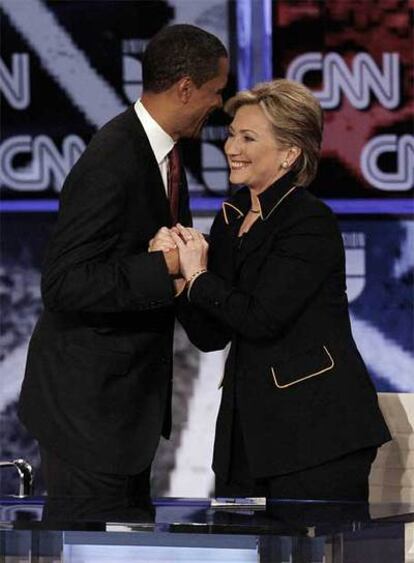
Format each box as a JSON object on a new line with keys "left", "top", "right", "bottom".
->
{"left": 179, "top": 172, "right": 391, "bottom": 481}
{"left": 19, "top": 107, "right": 192, "bottom": 475}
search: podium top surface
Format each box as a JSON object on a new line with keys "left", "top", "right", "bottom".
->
{"left": 1, "top": 497, "right": 413, "bottom": 536}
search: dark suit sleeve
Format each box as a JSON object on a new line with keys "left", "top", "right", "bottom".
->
{"left": 41, "top": 168, "right": 174, "bottom": 313}
{"left": 176, "top": 293, "right": 231, "bottom": 352}
{"left": 188, "top": 212, "right": 340, "bottom": 341}
{"left": 175, "top": 211, "right": 231, "bottom": 352}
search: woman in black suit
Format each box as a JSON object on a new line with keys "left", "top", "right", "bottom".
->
{"left": 173, "top": 79, "right": 391, "bottom": 501}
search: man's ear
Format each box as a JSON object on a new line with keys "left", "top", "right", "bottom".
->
{"left": 176, "top": 76, "right": 195, "bottom": 104}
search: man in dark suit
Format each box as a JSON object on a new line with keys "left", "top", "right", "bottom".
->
{"left": 18, "top": 24, "right": 228, "bottom": 517}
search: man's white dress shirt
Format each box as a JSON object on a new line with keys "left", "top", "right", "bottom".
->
{"left": 134, "top": 100, "right": 175, "bottom": 194}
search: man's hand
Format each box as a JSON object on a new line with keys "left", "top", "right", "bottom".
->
{"left": 163, "top": 248, "right": 180, "bottom": 276}
{"left": 149, "top": 227, "right": 176, "bottom": 253}
{"left": 149, "top": 227, "right": 180, "bottom": 276}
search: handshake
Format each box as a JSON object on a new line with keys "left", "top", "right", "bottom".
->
{"left": 148, "top": 224, "right": 209, "bottom": 285}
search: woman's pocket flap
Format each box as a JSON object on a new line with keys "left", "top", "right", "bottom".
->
{"left": 270, "top": 345, "right": 334, "bottom": 389}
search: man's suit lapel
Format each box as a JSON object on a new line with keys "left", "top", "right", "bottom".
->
{"left": 143, "top": 152, "right": 172, "bottom": 227}
{"left": 127, "top": 107, "right": 172, "bottom": 227}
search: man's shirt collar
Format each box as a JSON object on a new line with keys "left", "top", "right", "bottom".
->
{"left": 134, "top": 100, "right": 174, "bottom": 163}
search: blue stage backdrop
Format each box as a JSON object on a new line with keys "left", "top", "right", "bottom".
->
{"left": 0, "top": 0, "right": 413, "bottom": 497}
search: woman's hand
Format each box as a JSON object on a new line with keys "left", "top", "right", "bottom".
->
{"left": 171, "top": 224, "right": 209, "bottom": 281}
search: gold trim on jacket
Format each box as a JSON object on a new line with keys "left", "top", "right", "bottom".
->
{"left": 221, "top": 186, "right": 297, "bottom": 225}
{"left": 271, "top": 346, "right": 335, "bottom": 389}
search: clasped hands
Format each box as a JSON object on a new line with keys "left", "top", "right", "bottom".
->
{"left": 149, "top": 224, "right": 208, "bottom": 286}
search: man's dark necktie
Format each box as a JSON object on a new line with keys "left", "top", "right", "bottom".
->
{"left": 168, "top": 145, "right": 180, "bottom": 225}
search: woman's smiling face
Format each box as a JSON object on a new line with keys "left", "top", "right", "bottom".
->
{"left": 225, "top": 104, "right": 291, "bottom": 192}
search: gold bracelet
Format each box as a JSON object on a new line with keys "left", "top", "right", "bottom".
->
{"left": 186, "top": 269, "right": 208, "bottom": 300}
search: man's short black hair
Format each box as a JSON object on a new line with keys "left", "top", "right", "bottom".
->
{"left": 142, "top": 24, "right": 228, "bottom": 93}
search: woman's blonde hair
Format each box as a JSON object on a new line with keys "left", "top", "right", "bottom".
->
{"left": 224, "top": 79, "right": 323, "bottom": 186}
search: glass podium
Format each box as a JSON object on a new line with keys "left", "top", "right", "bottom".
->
{"left": 1, "top": 496, "right": 413, "bottom": 562}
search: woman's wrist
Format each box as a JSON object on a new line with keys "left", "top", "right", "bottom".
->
{"left": 186, "top": 268, "right": 208, "bottom": 300}
{"left": 185, "top": 267, "right": 208, "bottom": 284}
